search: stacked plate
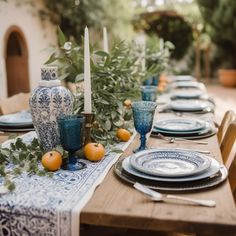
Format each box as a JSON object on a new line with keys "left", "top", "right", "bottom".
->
{"left": 168, "top": 75, "right": 196, "bottom": 82}
{"left": 114, "top": 149, "right": 227, "bottom": 191}
{"left": 168, "top": 99, "right": 214, "bottom": 113}
{"left": 0, "top": 111, "right": 34, "bottom": 132}
{"left": 169, "top": 81, "right": 205, "bottom": 90}
{"left": 171, "top": 89, "right": 206, "bottom": 100}
{"left": 152, "top": 118, "right": 216, "bottom": 139}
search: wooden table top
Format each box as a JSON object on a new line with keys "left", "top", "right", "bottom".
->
{"left": 80, "top": 112, "right": 236, "bottom": 236}
{"left": 0, "top": 113, "right": 235, "bottom": 236}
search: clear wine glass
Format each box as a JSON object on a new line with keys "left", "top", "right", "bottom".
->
{"left": 58, "top": 115, "right": 86, "bottom": 171}
{"left": 132, "top": 101, "right": 157, "bottom": 152}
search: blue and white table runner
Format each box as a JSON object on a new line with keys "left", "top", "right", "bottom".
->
{"left": 0, "top": 132, "right": 135, "bottom": 236}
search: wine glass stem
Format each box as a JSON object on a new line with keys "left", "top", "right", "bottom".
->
{"left": 140, "top": 134, "right": 146, "bottom": 150}
{"left": 69, "top": 152, "right": 77, "bottom": 164}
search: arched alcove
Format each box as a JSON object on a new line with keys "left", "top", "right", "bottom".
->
{"left": 4, "top": 26, "right": 30, "bottom": 97}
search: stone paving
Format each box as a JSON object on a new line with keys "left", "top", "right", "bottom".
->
{"left": 207, "top": 83, "right": 236, "bottom": 123}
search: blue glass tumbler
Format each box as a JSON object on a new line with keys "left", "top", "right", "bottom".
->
{"left": 152, "top": 75, "right": 159, "bottom": 86}
{"left": 58, "top": 115, "right": 86, "bottom": 171}
{"left": 131, "top": 101, "right": 157, "bottom": 152}
{"left": 141, "top": 86, "right": 157, "bottom": 102}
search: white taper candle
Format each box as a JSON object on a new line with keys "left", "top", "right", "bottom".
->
{"left": 103, "top": 27, "right": 109, "bottom": 53}
{"left": 84, "top": 26, "right": 92, "bottom": 113}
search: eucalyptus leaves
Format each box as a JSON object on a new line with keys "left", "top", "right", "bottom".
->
{"left": 45, "top": 28, "right": 174, "bottom": 146}
{"left": 45, "top": 29, "right": 142, "bottom": 146}
{"left": 0, "top": 138, "right": 47, "bottom": 191}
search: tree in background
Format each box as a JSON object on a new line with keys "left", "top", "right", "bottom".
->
{"left": 143, "top": 11, "right": 192, "bottom": 60}
{"left": 40, "top": 0, "right": 134, "bottom": 42}
{"left": 197, "top": 0, "right": 236, "bottom": 69}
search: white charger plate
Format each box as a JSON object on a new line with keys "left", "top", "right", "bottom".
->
{"left": 169, "top": 75, "right": 196, "bottom": 82}
{"left": 154, "top": 118, "right": 206, "bottom": 132}
{"left": 170, "top": 100, "right": 209, "bottom": 111}
{"left": 172, "top": 90, "right": 204, "bottom": 99}
{"left": 129, "top": 149, "right": 211, "bottom": 178}
{"left": 123, "top": 157, "right": 220, "bottom": 182}
{"left": 0, "top": 111, "right": 32, "bottom": 125}
{"left": 115, "top": 160, "right": 227, "bottom": 192}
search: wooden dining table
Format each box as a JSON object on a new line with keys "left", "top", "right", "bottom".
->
{"left": 79, "top": 111, "right": 236, "bottom": 236}
{"left": 0, "top": 109, "right": 235, "bottom": 236}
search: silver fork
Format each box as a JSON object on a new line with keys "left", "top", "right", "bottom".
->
{"left": 134, "top": 182, "right": 216, "bottom": 207}
{"left": 156, "top": 133, "right": 208, "bottom": 145}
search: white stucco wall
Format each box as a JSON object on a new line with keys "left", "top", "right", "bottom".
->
{"left": 0, "top": 0, "right": 57, "bottom": 99}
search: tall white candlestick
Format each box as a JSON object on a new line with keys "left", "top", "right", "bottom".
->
{"left": 159, "top": 38, "right": 164, "bottom": 51}
{"left": 103, "top": 27, "right": 109, "bottom": 53}
{"left": 136, "top": 32, "right": 146, "bottom": 71}
{"left": 84, "top": 26, "right": 92, "bottom": 113}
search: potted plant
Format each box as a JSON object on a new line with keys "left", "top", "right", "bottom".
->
{"left": 197, "top": 0, "right": 236, "bottom": 87}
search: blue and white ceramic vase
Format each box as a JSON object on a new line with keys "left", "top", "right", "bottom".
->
{"left": 29, "top": 67, "right": 73, "bottom": 151}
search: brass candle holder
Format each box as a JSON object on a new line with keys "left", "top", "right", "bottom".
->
{"left": 82, "top": 112, "right": 94, "bottom": 145}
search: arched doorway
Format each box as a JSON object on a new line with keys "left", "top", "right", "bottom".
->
{"left": 5, "top": 26, "right": 30, "bottom": 97}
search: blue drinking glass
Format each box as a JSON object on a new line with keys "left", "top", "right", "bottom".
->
{"left": 131, "top": 101, "right": 157, "bottom": 152}
{"left": 152, "top": 75, "right": 159, "bottom": 86}
{"left": 58, "top": 115, "right": 86, "bottom": 171}
{"left": 141, "top": 86, "right": 157, "bottom": 102}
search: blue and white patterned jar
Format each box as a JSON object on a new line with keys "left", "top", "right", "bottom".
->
{"left": 29, "top": 67, "right": 73, "bottom": 151}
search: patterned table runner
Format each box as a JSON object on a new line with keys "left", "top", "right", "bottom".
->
{"left": 0, "top": 132, "right": 135, "bottom": 236}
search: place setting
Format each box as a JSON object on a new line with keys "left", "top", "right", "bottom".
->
{"left": 168, "top": 80, "right": 206, "bottom": 90}
{"left": 170, "top": 89, "right": 209, "bottom": 100}
{"left": 151, "top": 117, "right": 217, "bottom": 139}
{"left": 0, "top": 111, "right": 34, "bottom": 132}
{"left": 158, "top": 98, "right": 215, "bottom": 115}
{"left": 168, "top": 75, "right": 196, "bottom": 82}
{"left": 114, "top": 148, "right": 228, "bottom": 192}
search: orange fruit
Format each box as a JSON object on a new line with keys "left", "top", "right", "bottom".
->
{"left": 124, "top": 99, "right": 132, "bottom": 108}
{"left": 41, "top": 151, "right": 62, "bottom": 171}
{"left": 158, "top": 85, "right": 165, "bottom": 93}
{"left": 116, "top": 128, "right": 131, "bottom": 142}
{"left": 84, "top": 143, "right": 105, "bottom": 161}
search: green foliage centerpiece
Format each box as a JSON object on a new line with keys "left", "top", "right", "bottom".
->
{"left": 45, "top": 28, "right": 142, "bottom": 146}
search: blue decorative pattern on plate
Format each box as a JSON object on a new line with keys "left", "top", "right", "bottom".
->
{"left": 171, "top": 90, "right": 204, "bottom": 99}
{"left": 115, "top": 160, "right": 228, "bottom": 192}
{"left": 154, "top": 118, "right": 206, "bottom": 132}
{"left": 0, "top": 111, "right": 32, "bottom": 125}
{"left": 123, "top": 157, "right": 220, "bottom": 182}
{"left": 171, "top": 81, "right": 203, "bottom": 88}
{"left": 129, "top": 149, "right": 211, "bottom": 177}
{"left": 169, "top": 75, "right": 196, "bottom": 82}
{"left": 170, "top": 100, "right": 209, "bottom": 111}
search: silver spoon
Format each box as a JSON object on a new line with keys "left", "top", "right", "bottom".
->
{"left": 134, "top": 182, "right": 216, "bottom": 207}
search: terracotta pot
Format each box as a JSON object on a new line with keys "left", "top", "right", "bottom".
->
{"left": 218, "top": 69, "right": 236, "bottom": 87}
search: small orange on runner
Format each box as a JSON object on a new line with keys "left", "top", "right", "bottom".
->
{"left": 116, "top": 128, "right": 131, "bottom": 142}
{"left": 84, "top": 143, "right": 105, "bottom": 161}
{"left": 41, "top": 151, "right": 62, "bottom": 171}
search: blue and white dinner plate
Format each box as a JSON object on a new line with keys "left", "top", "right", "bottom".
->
{"left": 154, "top": 118, "right": 206, "bottom": 132}
{"left": 115, "top": 160, "right": 227, "bottom": 191}
{"left": 0, "top": 111, "right": 32, "bottom": 127}
{"left": 123, "top": 156, "right": 220, "bottom": 182}
{"left": 129, "top": 149, "right": 211, "bottom": 178}
{"left": 153, "top": 122, "right": 211, "bottom": 136}
{"left": 171, "top": 90, "right": 204, "bottom": 99}
{"left": 169, "top": 75, "right": 196, "bottom": 82}
{"left": 171, "top": 81, "right": 203, "bottom": 89}
{"left": 170, "top": 100, "right": 210, "bottom": 112}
